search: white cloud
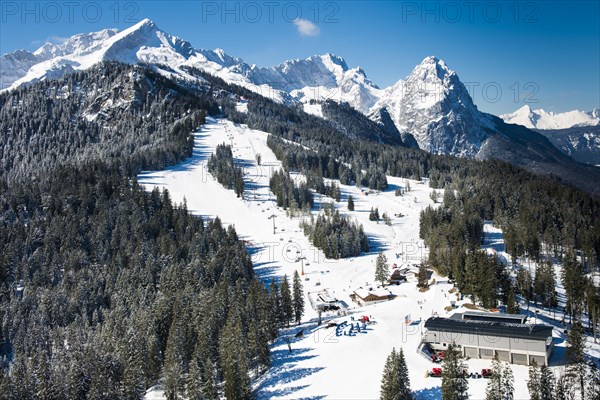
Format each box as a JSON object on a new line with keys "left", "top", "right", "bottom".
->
{"left": 293, "top": 18, "right": 320, "bottom": 37}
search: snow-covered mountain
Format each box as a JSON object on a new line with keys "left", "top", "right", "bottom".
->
{"left": 0, "top": 20, "right": 472, "bottom": 155}
{"left": 500, "top": 105, "right": 600, "bottom": 129}
{"left": 0, "top": 19, "right": 289, "bottom": 102}
{"left": 535, "top": 125, "right": 600, "bottom": 166}
{"left": 369, "top": 56, "right": 496, "bottom": 156}
{"left": 2, "top": 18, "right": 594, "bottom": 165}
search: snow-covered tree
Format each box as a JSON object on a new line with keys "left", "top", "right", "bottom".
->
{"left": 292, "top": 270, "right": 305, "bottom": 324}
{"left": 375, "top": 251, "right": 389, "bottom": 286}
{"left": 347, "top": 195, "right": 355, "bottom": 211}
{"left": 485, "top": 357, "right": 514, "bottom": 400}
{"left": 380, "top": 347, "right": 412, "bottom": 400}
{"left": 280, "top": 274, "right": 294, "bottom": 327}
{"left": 441, "top": 343, "right": 468, "bottom": 400}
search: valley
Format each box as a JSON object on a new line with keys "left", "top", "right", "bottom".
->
{"left": 138, "top": 112, "right": 598, "bottom": 399}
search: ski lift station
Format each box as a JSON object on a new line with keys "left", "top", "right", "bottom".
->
{"left": 422, "top": 312, "right": 554, "bottom": 366}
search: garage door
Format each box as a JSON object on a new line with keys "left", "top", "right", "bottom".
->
{"left": 480, "top": 348, "right": 494, "bottom": 359}
{"left": 530, "top": 355, "right": 546, "bottom": 366}
{"left": 464, "top": 347, "right": 478, "bottom": 359}
{"left": 512, "top": 353, "right": 528, "bottom": 365}
{"left": 496, "top": 350, "right": 510, "bottom": 362}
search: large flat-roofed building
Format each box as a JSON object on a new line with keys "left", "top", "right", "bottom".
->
{"left": 423, "top": 313, "right": 554, "bottom": 366}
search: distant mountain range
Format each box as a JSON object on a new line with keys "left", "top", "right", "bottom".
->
{"left": 2, "top": 18, "right": 599, "bottom": 192}
{"left": 500, "top": 105, "right": 600, "bottom": 130}
{"left": 499, "top": 106, "right": 600, "bottom": 165}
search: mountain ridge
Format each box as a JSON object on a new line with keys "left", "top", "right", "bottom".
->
{"left": 500, "top": 105, "right": 600, "bottom": 130}
{"left": 2, "top": 18, "right": 599, "bottom": 195}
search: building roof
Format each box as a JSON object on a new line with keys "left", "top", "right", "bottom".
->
{"left": 461, "top": 311, "right": 527, "bottom": 324}
{"left": 353, "top": 287, "right": 390, "bottom": 300}
{"left": 424, "top": 317, "right": 553, "bottom": 341}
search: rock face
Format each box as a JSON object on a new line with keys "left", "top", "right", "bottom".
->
{"left": 534, "top": 125, "right": 600, "bottom": 166}
{"left": 370, "top": 56, "right": 497, "bottom": 156}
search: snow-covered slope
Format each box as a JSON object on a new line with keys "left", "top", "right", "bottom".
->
{"left": 138, "top": 113, "right": 593, "bottom": 400}
{"left": 501, "top": 105, "right": 600, "bottom": 129}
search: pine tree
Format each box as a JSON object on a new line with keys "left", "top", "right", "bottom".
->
{"left": 566, "top": 320, "right": 586, "bottom": 365}
{"left": 375, "top": 251, "right": 389, "bottom": 286}
{"left": 585, "top": 361, "right": 600, "bottom": 400}
{"left": 506, "top": 283, "right": 520, "bottom": 314}
{"left": 164, "top": 320, "right": 185, "bottom": 400}
{"left": 219, "top": 310, "right": 251, "bottom": 400}
{"left": 418, "top": 263, "right": 429, "bottom": 288}
{"left": 501, "top": 363, "right": 514, "bottom": 400}
{"left": 441, "top": 343, "right": 468, "bottom": 400}
{"left": 268, "top": 278, "right": 282, "bottom": 333}
{"left": 486, "top": 357, "right": 503, "bottom": 400}
{"left": 202, "top": 359, "right": 218, "bottom": 400}
{"left": 292, "top": 270, "right": 305, "bottom": 324}
{"left": 396, "top": 348, "right": 413, "bottom": 400}
{"left": 562, "top": 253, "right": 586, "bottom": 320}
{"left": 565, "top": 319, "right": 586, "bottom": 398}
{"left": 380, "top": 348, "right": 398, "bottom": 399}
{"left": 280, "top": 274, "right": 294, "bottom": 327}
{"left": 528, "top": 361, "right": 542, "bottom": 400}
{"left": 539, "top": 364, "right": 555, "bottom": 400}
{"left": 347, "top": 195, "right": 355, "bottom": 211}
{"left": 566, "top": 319, "right": 586, "bottom": 398}
{"left": 186, "top": 357, "right": 204, "bottom": 400}
{"left": 380, "top": 348, "right": 413, "bottom": 400}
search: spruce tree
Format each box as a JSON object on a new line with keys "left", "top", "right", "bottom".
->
{"left": 219, "top": 310, "right": 251, "bottom": 400}
{"left": 506, "top": 283, "right": 520, "bottom": 314}
{"left": 164, "top": 320, "right": 185, "bottom": 400}
{"left": 186, "top": 357, "right": 204, "bottom": 400}
{"left": 396, "top": 348, "right": 413, "bottom": 400}
{"left": 566, "top": 320, "right": 586, "bottom": 365}
{"left": 539, "top": 364, "right": 555, "bottom": 400}
{"left": 268, "top": 278, "right": 283, "bottom": 332}
{"left": 380, "top": 348, "right": 398, "bottom": 399}
{"left": 280, "top": 274, "right": 294, "bottom": 327}
{"left": 585, "top": 361, "right": 600, "bottom": 400}
{"left": 375, "top": 251, "right": 389, "bottom": 286}
{"left": 347, "top": 195, "right": 355, "bottom": 211}
{"left": 292, "top": 270, "right": 305, "bottom": 324}
{"left": 380, "top": 348, "right": 412, "bottom": 400}
{"left": 441, "top": 343, "right": 468, "bottom": 400}
{"left": 202, "top": 359, "right": 218, "bottom": 400}
{"left": 485, "top": 357, "right": 502, "bottom": 400}
{"left": 566, "top": 319, "right": 587, "bottom": 398}
{"left": 501, "top": 363, "right": 514, "bottom": 400}
{"left": 528, "top": 360, "right": 541, "bottom": 400}
{"left": 418, "top": 263, "right": 429, "bottom": 288}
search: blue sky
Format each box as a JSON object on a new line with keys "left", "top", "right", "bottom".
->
{"left": 1, "top": 1, "right": 598, "bottom": 115}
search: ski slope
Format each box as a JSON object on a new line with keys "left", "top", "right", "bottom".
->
{"left": 138, "top": 113, "right": 580, "bottom": 399}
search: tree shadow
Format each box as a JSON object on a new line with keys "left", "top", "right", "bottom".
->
{"left": 255, "top": 347, "right": 324, "bottom": 399}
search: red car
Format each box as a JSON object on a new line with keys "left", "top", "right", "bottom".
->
{"left": 481, "top": 369, "right": 493, "bottom": 378}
